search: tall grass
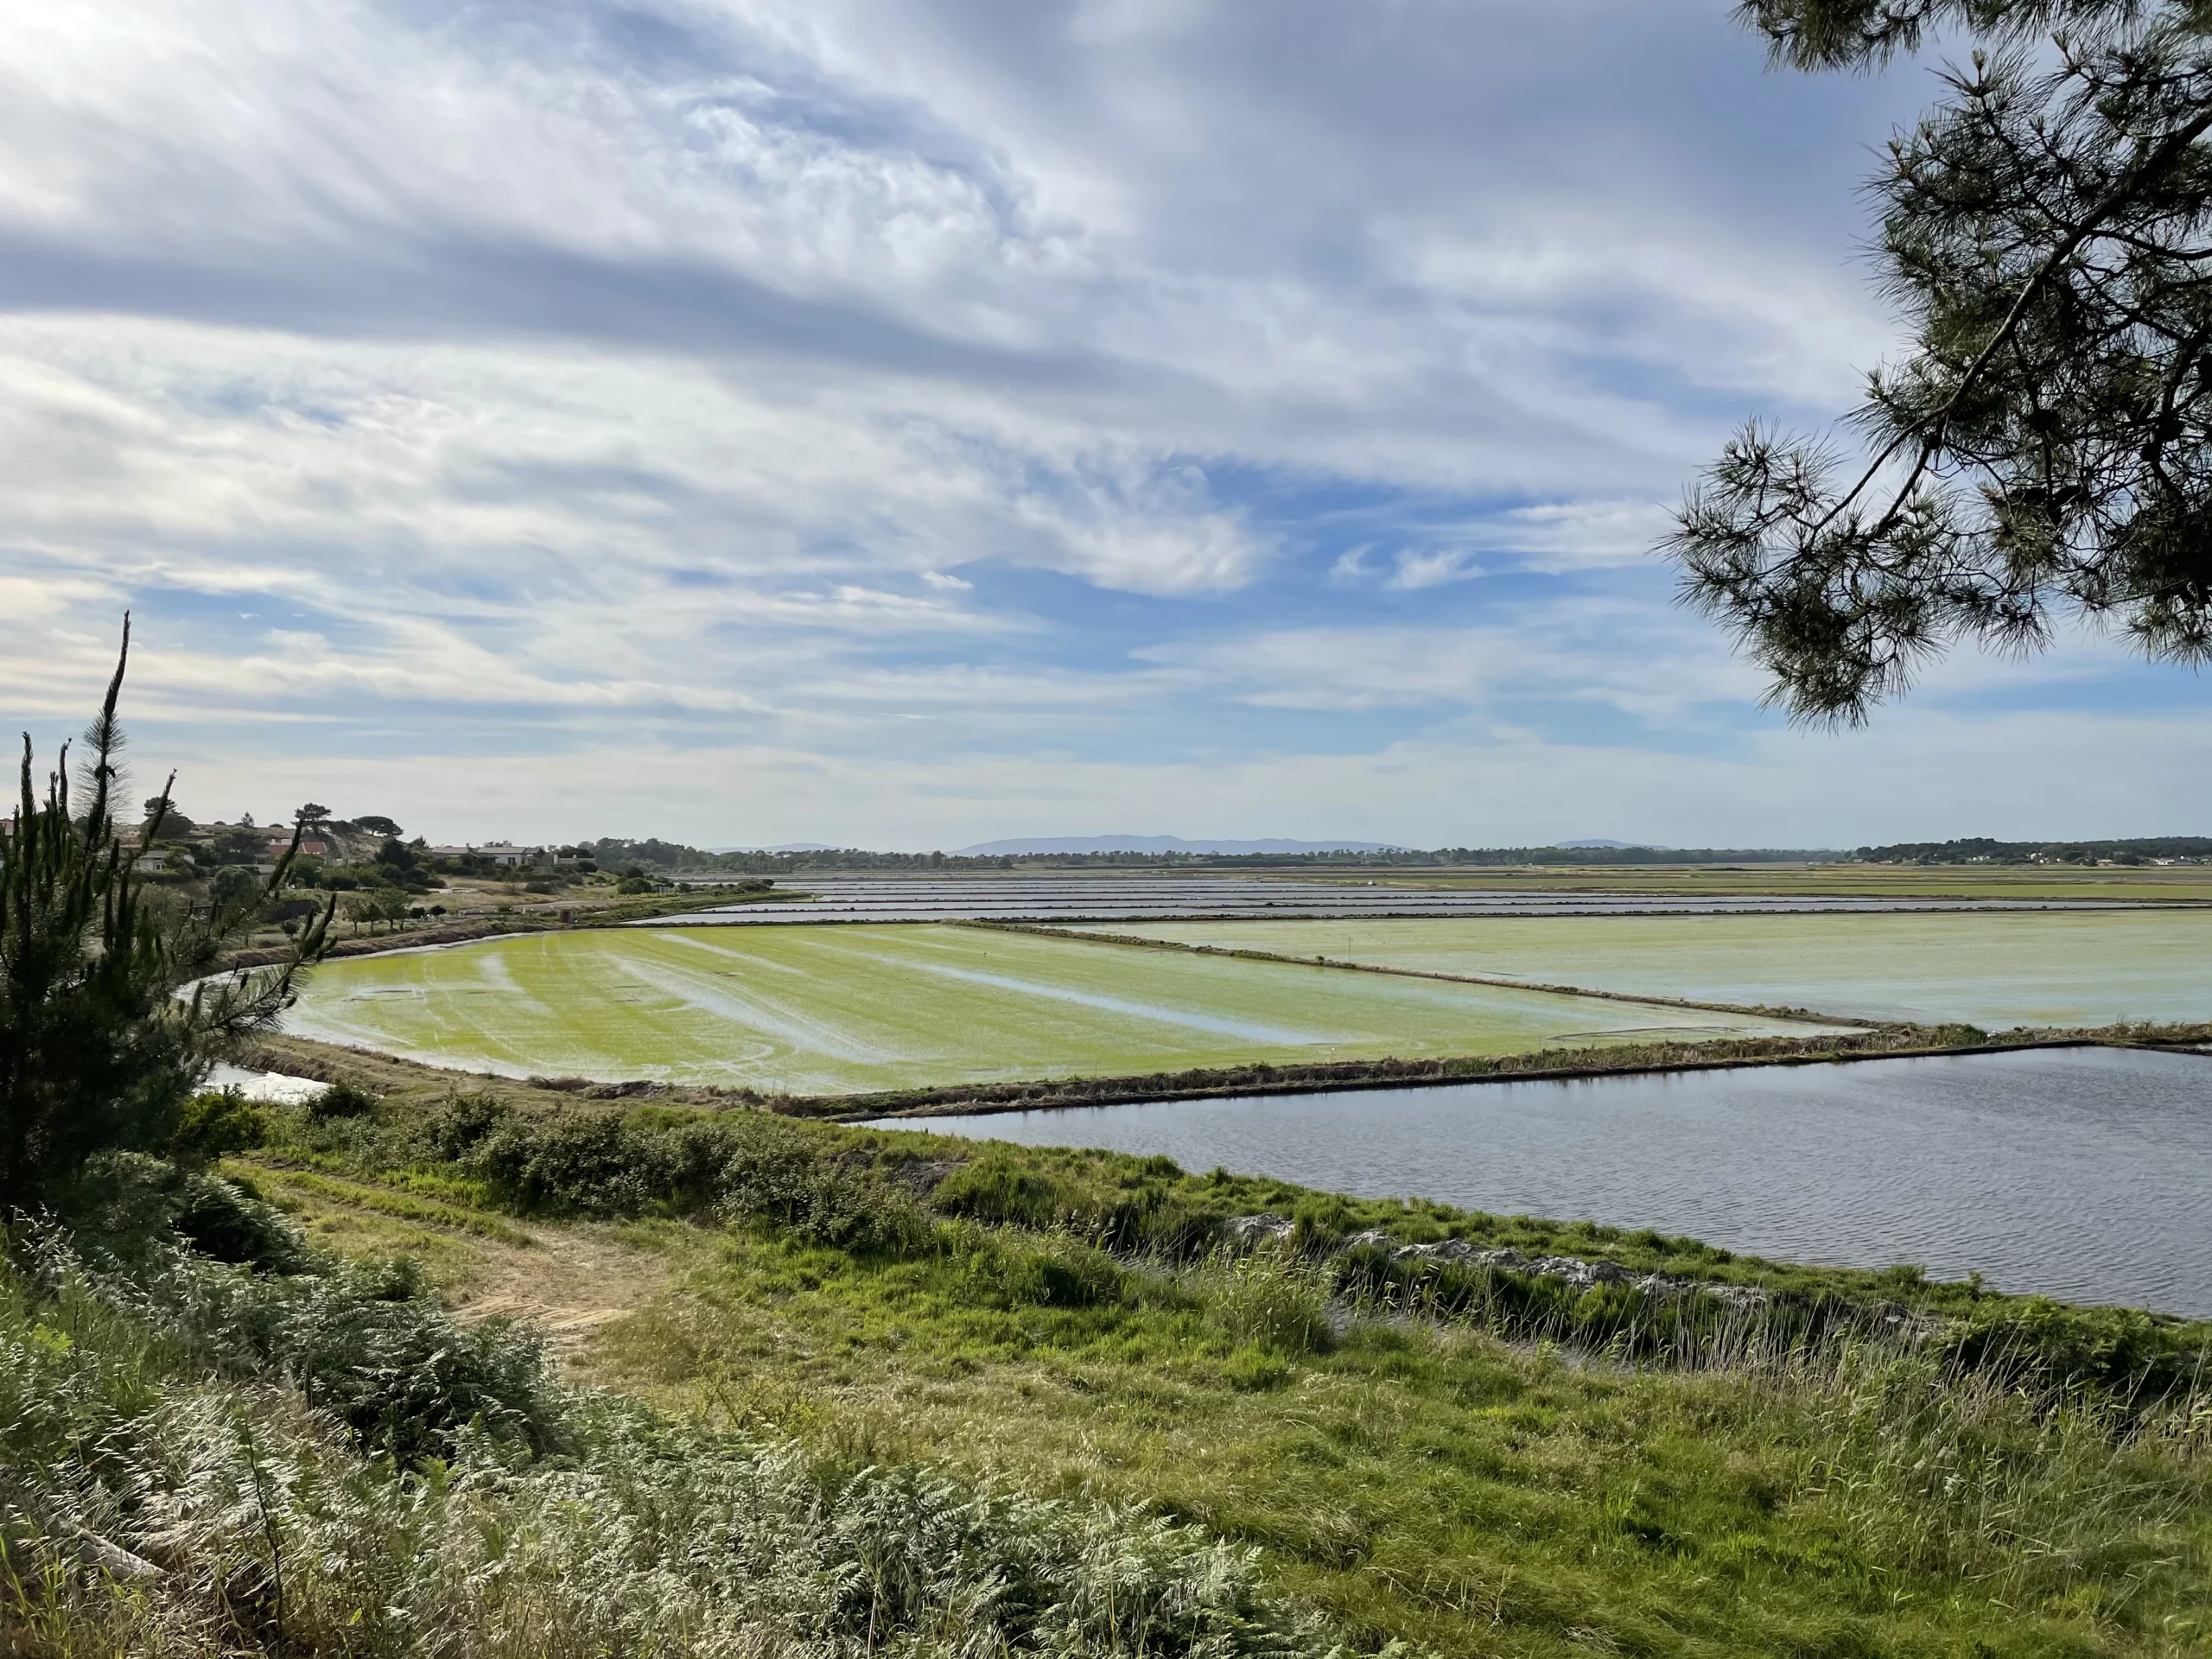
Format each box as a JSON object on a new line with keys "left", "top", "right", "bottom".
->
{"left": 1182, "top": 1249, "right": 1337, "bottom": 1360}
{"left": 0, "top": 1241, "right": 1333, "bottom": 1658}
{"left": 1740, "top": 1337, "right": 2210, "bottom": 1624}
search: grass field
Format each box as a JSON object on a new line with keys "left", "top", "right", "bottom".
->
{"left": 282, "top": 924, "right": 1836, "bottom": 1092}
{"left": 1100, "top": 908, "right": 2212, "bottom": 1027}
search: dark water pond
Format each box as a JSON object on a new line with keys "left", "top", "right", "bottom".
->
{"left": 874, "top": 1047, "right": 2212, "bottom": 1317}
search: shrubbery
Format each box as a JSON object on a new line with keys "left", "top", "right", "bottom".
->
{"left": 169, "top": 1086, "right": 270, "bottom": 1159}
{"left": 932, "top": 1148, "right": 1224, "bottom": 1258}
{"left": 1931, "top": 1294, "right": 2212, "bottom": 1402}
{"left": 446, "top": 1098, "right": 931, "bottom": 1254}
{"left": 0, "top": 625, "right": 328, "bottom": 1216}
{"left": 105, "top": 1245, "right": 560, "bottom": 1465}
{"left": 306, "top": 1077, "right": 379, "bottom": 1122}
{"left": 58, "top": 1152, "right": 307, "bottom": 1275}
{"left": 257, "top": 1086, "right": 2212, "bottom": 1408}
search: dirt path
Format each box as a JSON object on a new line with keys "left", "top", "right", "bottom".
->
{"left": 448, "top": 1223, "right": 679, "bottom": 1361}
{"left": 245, "top": 1161, "right": 682, "bottom": 1370}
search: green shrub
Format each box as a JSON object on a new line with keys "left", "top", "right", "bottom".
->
{"left": 169, "top": 1085, "right": 269, "bottom": 1159}
{"left": 111, "top": 1247, "right": 558, "bottom": 1465}
{"left": 959, "top": 1229, "right": 1132, "bottom": 1311}
{"left": 931, "top": 1153, "right": 1224, "bottom": 1258}
{"left": 927, "top": 1150, "right": 1082, "bottom": 1228}
{"left": 467, "top": 1109, "right": 676, "bottom": 1215}
{"left": 460, "top": 1109, "right": 931, "bottom": 1255}
{"left": 1930, "top": 1297, "right": 2212, "bottom": 1401}
{"left": 308, "top": 1076, "right": 380, "bottom": 1121}
{"left": 712, "top": 1119, "right": 928, "bottom": 1254}
{"left": 59, "top": 1152, "right": 307, "bottom": 1274}
{"left": 423, "top": 1089, "right": 512, "bottom": 1159}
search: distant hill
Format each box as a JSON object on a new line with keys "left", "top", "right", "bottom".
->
{"left": 1554, "top": 839, "right": 1673, "bottom": 850}
{"left": 952, "top": 835, "right": 1400, "bottom": 856}
{"left": 706, "top": 842, "right": 838, "bottom": 854}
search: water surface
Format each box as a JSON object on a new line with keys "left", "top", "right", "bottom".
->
{"left": 880, "top": 1047, "right": 2212, "bottom": 1317}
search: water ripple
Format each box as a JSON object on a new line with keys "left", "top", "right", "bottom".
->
{"left": 882, "top": 1048, "right": 2212, "bottom": 1317}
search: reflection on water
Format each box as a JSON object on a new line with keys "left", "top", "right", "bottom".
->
{"left": 875, "top": 1047, "right": 2212, "bottom": 1317}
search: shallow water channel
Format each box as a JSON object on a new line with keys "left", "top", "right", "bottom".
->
{"left": 874, "top": 1046, "right": 2212, "bottom": 1317}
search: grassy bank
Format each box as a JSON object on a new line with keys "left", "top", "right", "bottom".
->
{"left": 141, "top": 1072, "right": 2211, "bottom": 1656}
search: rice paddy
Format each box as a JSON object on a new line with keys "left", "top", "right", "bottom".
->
{"left": 1094, "top": 907, "right": 2212, "bottom": 1027}
{"left": 282, "top": 923, "right": 1835, "bottom": 1093}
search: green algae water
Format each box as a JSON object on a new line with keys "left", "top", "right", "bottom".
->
{"left": 1107, "top": 908, "right": 2212, "bottom": 1027}
{"left": 285, "top": 924, "right": 1832, "bottom": 1093}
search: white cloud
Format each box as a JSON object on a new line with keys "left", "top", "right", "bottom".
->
{"left": 162, "top": 708, "right": 2212, "bottom": 853}
{"left": 1141, "top": 601, "right": 1766, "bottom": 720}
{"left": 0, "top": 0, "right": 2194, "bottom": 842}
{"left": 1388, "top": 549, "right": 1483, "bottom": 591}
{"left": 1470, "top": 499, "right": 1678, "bottom": 574}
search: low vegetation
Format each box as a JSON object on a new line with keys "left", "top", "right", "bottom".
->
{"left": 0, "top": 1211, "right": 1314, "bottom": 1658}
{"left": 3, "top": 1061, "right": 2205, "bottom": 1654}
{"left": 238, "top": 1083, "right": 2212, "bottom": 1399}
{"left": 180, "top": 1073, "right": 2210, "bottom": 1656}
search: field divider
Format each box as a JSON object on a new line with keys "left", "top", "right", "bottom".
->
{"left": 819, "top": 1031, "right": 2210, "bottom": 1122}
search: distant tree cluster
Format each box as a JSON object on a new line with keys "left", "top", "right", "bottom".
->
{"left": 1853, "top": 836, "right": 2212, "bottom": 865}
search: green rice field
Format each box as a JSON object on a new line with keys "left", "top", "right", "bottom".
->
{"left": 282, "top": 924, "right": 1834, "bottom": 1093}
{"left": 1098, "top": 909, "right": 2212, "bottom": 1027}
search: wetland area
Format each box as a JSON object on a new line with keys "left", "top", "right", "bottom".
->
{"left": 142, "top": 867, "right": 2212, "bottom": 1656}
{"left": 281, "top": 887, "right": 2212, "bottom": 1308}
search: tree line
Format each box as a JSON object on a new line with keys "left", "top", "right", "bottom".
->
{"left": 1854, "top": 835, "right": 2212, "bottom": 865}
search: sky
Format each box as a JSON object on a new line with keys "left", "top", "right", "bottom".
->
{"left": 3, "top": 0, "right": 2206, "bottom": 851}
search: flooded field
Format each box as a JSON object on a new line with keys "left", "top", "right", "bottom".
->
{"left": 282, "top": 925, "right": 1834, "bottom": 1093}
{"left": 668, "top": 874, "right": 2165, "bottom": 925}
{"left": 1096, "top": 909, "right": 2212, "bottom": 1027}
{"left": 884, "top": 1046, "right": 2212, "bottom": 1315}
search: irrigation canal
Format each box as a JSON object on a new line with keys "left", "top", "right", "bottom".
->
{"left": 654, "top": 875, "right": 2176, "bottom": 925}
{"left": 871, "top": 1046, "right": 2212, "bottom": 1318}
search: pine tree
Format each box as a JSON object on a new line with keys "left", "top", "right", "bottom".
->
{"left": 1666, "top": 0, "right": 2212, "bottom": 721}
{"left": 0, "top": 620, "right": 332, "bottom": 1210}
